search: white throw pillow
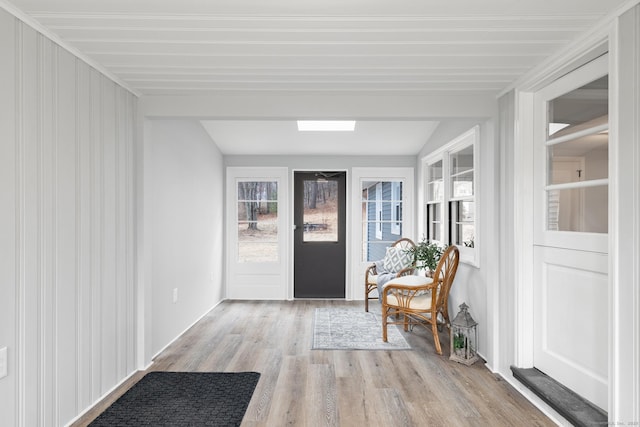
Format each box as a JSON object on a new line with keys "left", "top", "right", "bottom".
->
{"left": 382, "top": 247, "right": 413, "bottom": 273}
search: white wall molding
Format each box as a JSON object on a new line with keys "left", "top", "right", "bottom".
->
{"left": 15, "top": 17, "right": 27, "bottom": 427}
{"left": 513, "top": 91, "right": 536, "bottom": 368}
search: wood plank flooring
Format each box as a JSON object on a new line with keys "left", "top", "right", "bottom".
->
{"left": 72, "top": 300, "right": 555, "bottom": 427}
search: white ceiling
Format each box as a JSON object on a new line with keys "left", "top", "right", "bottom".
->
{"left": 8, "top": 0, "right": 626, "bottom": 96}
{"left": 201, "top": 120, "right": 440, "bottom": 156}
{"left": 5, "top": 0, "right": 628, "bottom": 155}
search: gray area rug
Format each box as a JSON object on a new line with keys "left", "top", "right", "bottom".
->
{"left": 89, "top": 371, "right": 260, "bottom": 427}
{"left": 312, "top": 307, "right": 411, "bottom": 350}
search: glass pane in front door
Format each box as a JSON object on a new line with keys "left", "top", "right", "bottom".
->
{"left": 302, "top": 179, "right": 338, "bottom": 242}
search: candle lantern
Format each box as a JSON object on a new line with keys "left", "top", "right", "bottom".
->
{"left": 449, "top": 302, "right": 479, "bottom": 365}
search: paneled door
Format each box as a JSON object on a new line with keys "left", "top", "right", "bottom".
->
{"left": 532, "top": 54, "right": 609, "bottom": 410}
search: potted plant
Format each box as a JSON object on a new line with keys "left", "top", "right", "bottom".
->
{"left": 408, "top": 238, "right": 444, "bottom": 277}
{"left": 453, "top": 332, "right": 466, "bottom": 356}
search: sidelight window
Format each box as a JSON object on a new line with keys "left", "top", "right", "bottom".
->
{"left": 362, "top": 180, "right": 405, "bottom": 261}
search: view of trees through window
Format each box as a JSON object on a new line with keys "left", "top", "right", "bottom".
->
{"left": 303, "top": 179, "right": 338, "bottom": 242}
{"left": 237, "top": 181, "right": 278, "bottom": 262}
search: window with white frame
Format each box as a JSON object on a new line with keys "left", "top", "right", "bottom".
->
{"left": 361, "top": 179, "right": 406, "bottom": 262}
{"left": 391, "top": 181, "right": 402, "bottom": 235}
{"left": 426, "top": 159, "right": 444, "bottom": 243}
{"left": 423, "top": 127, "right": 478, "bottom": 265}
{"left": 375, "top": 183, "right": 383, "bottom": 239}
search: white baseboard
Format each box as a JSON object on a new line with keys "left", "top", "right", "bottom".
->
{"left": 64, "top": 368, "right": 140, "bottom": 427}
{"left": 151, "top": 299, "right": 223, "bottom": 361}
{"left": 66, "top": 300, "right": 223, "bottom": 426}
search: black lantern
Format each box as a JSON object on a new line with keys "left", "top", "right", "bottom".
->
{"left": 450, "top": 302, "right": 479, "bottom": 365}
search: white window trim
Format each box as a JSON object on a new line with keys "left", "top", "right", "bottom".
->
{"left": 375, "top": 182, "right": 383, "bottom": 239}
{"left": 391, "top": 181, "right": 401, "bottom": 235}
{"left": 421, "top": 126, "right": 479, "bottom": 267}
{"left": 425, "top": 158, "right": 444, "bottom": 245}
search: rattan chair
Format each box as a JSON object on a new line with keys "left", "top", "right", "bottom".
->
{"left": 381, "top": 245, "right": 459, "bottom": 355}
{"left": 364, "top": 237, "right": 416, "bottom": 312}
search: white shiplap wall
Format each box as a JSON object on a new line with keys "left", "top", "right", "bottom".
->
{"left": 0, "top": 8, "right": 137, "bottom": 426}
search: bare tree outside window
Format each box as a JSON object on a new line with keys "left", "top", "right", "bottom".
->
{"left": 303, "top": 179, "right": 338, "bottom": 242}
{"left": 237, "top": 181, "right": 278, "bottom": 262}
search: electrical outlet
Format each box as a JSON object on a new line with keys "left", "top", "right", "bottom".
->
{"left": 0, "top": 347, "right": 7, "bottom": 379}
{"left": 172, "top": 288, "right": 178, "bottom": 303}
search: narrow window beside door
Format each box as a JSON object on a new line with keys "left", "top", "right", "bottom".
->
{"left": 362, "top": 180, "right": 405, "bottom": 262}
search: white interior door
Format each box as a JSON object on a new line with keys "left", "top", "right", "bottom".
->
{"left": 532, "top": 54, "right": 609, "bottom": 410}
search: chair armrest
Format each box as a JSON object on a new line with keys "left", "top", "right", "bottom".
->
{"left": 365, "top": 264, "right": 377, "bottom": 284}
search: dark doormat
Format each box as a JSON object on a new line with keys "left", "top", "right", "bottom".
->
{"left": 89, "top": 371, "right": 261, "bottom": 427}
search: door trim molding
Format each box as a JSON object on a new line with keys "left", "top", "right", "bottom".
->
{"left": 609, "top": 7, "right": 640, "bottom": 421}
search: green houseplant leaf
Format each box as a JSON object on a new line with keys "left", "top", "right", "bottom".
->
{"left": 408, "top": 238, "right": 444, "bottom": 275}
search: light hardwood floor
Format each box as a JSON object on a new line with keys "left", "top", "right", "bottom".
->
{"left": 73, "top": 300, "right": 555, "bottom": 427}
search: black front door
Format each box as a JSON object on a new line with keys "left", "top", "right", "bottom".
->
{"left": 293, "top": 171, "right": 346, "bottom": 298}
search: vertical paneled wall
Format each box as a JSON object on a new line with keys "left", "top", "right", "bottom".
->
{"left": 0, "top": 9, "right": 138, "bottom": 426}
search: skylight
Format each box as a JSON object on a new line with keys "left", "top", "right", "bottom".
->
{"left": 297, "top": 120, "right": 356, "bottom": 132}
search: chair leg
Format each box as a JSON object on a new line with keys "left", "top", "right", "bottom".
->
{"left": 432, "top": 321, "right": 442, "bottom": 355}
{"left": 365, "top": 285, "right": 373, "bottom": 312}
{"left": 382, "top": 305, "right": 388, "bottom": 342}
